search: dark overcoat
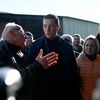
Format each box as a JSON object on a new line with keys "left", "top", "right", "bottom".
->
{"left": 26, "top": 35, "right": 82, "bottom": 100}
{"left": 0, "top": 40, "right": 44, "bottom": 100}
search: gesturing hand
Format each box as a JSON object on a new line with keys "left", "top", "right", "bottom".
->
{"left": 36, "top": 49, "right": 58, "bottom": 69}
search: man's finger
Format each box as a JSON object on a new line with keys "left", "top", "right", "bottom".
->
{"left": 37, "top": 49, "right": 43, "bottom": 58}
{"left": 44, "top": 52, "right": 56, "bottom": 58}
{"left": 48, "top": 61, "right": 57, "bottom": 67}
{"left": 46, "top": 54, "right": 58, "bottom": 61}
{"left": 47, "top": 57, "right": 58, "bottom": 64}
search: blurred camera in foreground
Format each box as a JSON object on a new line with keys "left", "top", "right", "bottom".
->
{"left": 0, "top": 66, "right": 22, "bottom": 100}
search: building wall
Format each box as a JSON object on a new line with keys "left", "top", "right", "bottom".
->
{"left": 0, "top": 13, "right": 63, "bottom": 39}
{"left": 0, "top": 13, "right": 44, "bottom": 39}
{"left": 0, "top": 22, "right": 5, "bottom": 35}
{"left": 0, "top": 13, "right": 99, "bottom": 40}
{"left": 63, "top": 17, "right": 99, "bottom": 39}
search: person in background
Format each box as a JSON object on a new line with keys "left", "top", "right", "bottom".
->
{"left": 61, "top": 33, "right": 73, "bottom": 44}
{"left": 73, "top": 34, "right": 83, "bottom": 53}
{"left": 26, "top": 14, "right": 82, "bottom": 100}
{"left": 76, "top": 35, "right": 100, "bottom": 100}
{"left": 61, "top": 34, "right": 79, "bottom": 58}
{"left": 80, "top": 38, "right": 85, "bottom": 46}
{"left": 25, "top": 31, "right": 35, "bottom": 46}
{"left": 0, "top": 22, "right": 58, "bottom": 100}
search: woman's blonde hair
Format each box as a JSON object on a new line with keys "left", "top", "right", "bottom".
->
{"left": 83, "top": 35, "right": 99, "bottom": 55}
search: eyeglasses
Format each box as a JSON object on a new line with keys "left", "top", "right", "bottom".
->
{"left": 11, "top": 27, "right": 26, "bottom": 38}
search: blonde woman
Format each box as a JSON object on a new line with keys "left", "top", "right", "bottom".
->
{"left": 76, "top": 35, "right": 100, "bottom": 100}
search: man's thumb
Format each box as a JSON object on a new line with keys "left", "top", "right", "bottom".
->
{"left": 38, "top": 49, "right": 43, "bottom": 58}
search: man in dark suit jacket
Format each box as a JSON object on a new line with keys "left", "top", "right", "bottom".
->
{"left": 26, "top": 14, "right": 82, "bottom": 100}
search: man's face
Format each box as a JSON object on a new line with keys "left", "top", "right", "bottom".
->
{"left": 84, "top": 39, "right": 97, "bottom": 55}
{"left": 25, "top": 36, "right": 33, "bottom": 46}
{"left": 43, "top": 19, "right": 60, "bottom": 39}
{"left": 73, "top": 36, "right": 80, "bottom": 46}
{"left": 12, "top": 27, "right": 26, "bottom": 48}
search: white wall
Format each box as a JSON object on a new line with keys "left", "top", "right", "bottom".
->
{"left": 63, "top": 17, "right": 99, "bottom": 39}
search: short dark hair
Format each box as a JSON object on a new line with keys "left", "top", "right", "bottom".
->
{"left": 43, "top": 14, "right": 60, "bottom": 25}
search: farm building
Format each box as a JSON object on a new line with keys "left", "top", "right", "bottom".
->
{"left": 0, "top": 12, "right": 99, "bottom": 39}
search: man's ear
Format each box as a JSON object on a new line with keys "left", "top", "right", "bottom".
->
{"left": 13, "top": 35, "right": 17, "bottom": 42}
{"left": 11, "top": 33, "right": 17, "bottom": 42}
{"left": 56, "top": 25, "right": 60, "bottom": 32}
{"left": 10, "top": 30, "right": 15, "bottom": 35}
{"left": 10, "top": 31, "right": 17, "bottom": 40}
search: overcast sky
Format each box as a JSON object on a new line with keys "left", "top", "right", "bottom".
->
{"left": 0, "top": 0, "right": 100, "bottom": 23}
